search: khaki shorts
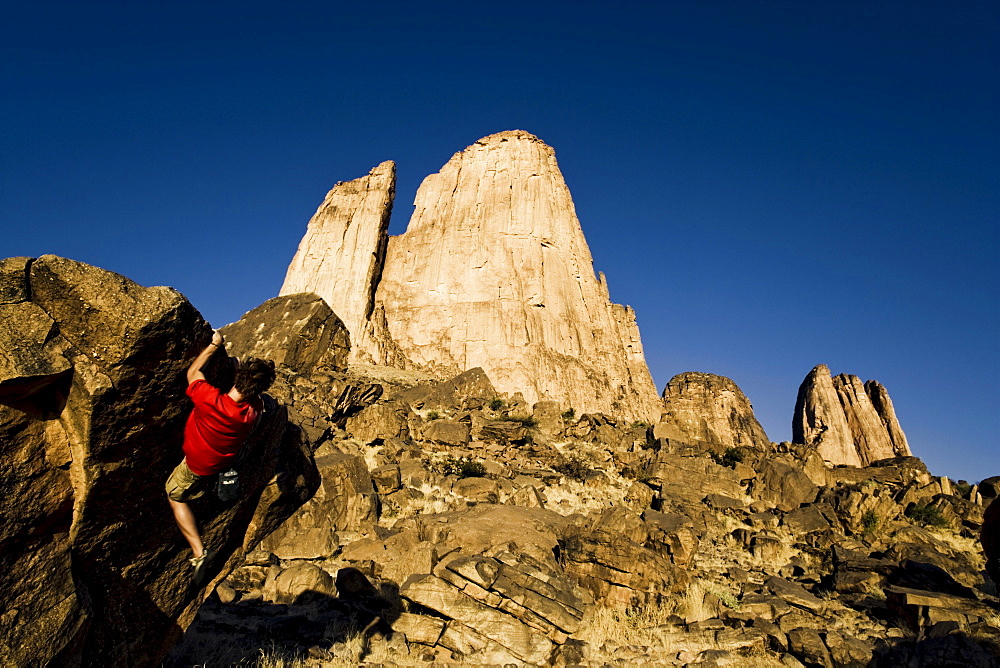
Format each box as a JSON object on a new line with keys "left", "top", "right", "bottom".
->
{"left": 165, "top": 458, "right": 211, "bottom": 502}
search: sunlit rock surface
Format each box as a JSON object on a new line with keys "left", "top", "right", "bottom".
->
{"left": 793, "top": 364, "right": 911, "bottom": 466}
{"left": 280, "top": 131, "right": 661, "bottom": 422}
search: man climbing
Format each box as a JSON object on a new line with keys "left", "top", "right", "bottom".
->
{"left": 165, "top": 329, "right": 276, "bottom": 584}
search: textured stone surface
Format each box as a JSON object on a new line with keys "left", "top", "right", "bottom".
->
{"left": 0, "top": 255, "right": 318, "bottom": 667}
{"left": 281, "top": 131, "right": 661, "bottom": 421}
{"left": 752, "top": 459, "right": 820, "bottom": 512}
{"left": 793, "top": 364, "right": 912, "bottom": 466}
{"left": 401, "top": 573, "right": 555, "bottom": 663}
{"left": 656, "top": 372, "right": 770, "bottom": 449}
{"left": 265, "top": 562, "right": 335, "bottom": 605}
{"left": 261, "top": 444, "right": 377, "bottom": 559}
{"left": 220, "top": 292, "right": 350, "bottom": 373}
{"left": 864, "top": 379, "right": 910, "bottom": 458}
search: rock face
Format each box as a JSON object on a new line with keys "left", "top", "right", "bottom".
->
{"left": 793, "top": 364, "right": 911, "bottom": 466}
{"left": 280, "top": 131, "right": 661, "bottom": 422}
{"left": 0, "top": 255, "right": 320, "bottom": 667}
{"left": 220, "top": 292, "right": 351, "bottom": 373}
{"left": 280, "top": 160, "right": 395, "bottom": 351}
{"left": 654, "top": 372, "right": 770, "bottom": 450}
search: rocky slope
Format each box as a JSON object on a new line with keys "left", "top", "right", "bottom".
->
{"left": 166, "top": 345, "right": 1000, "bottom": 666}
{"left": 280, "top": 131, "right": 661, "bottom": 422}
{"left": 0, "top": 257, "right": 383, "bottom": 667}
{"left": 794, "top": 364, "right": 912, "bottom": 467}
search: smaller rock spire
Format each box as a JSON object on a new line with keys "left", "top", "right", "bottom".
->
{"left": 793, "top": 364, "right": 912, "bottom": 466}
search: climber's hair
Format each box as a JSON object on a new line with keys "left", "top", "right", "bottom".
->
{"left": 234, "top": 357, "right": 276, "bottom": 398}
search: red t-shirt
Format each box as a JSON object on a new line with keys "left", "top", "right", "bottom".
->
{"left": 183, "top": 379, "right": 261, "bottom": 476}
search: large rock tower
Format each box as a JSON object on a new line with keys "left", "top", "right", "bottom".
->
{"left": 281, "top": 131, "right": 662, "bottom": 421}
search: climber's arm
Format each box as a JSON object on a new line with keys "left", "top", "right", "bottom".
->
{"left": 186, "top": 330, "right": 224, "bottom": 385}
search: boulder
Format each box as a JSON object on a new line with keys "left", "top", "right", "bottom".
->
{"left": 752, "top": 459, "right": 819, "bottom": 512}
{"left": 394, "top": 367, "right": 498, "bottom": 411}
{"left": 979, "top": 475, "right": 1000, "bottom": 499}
{"left": 401, "top": 573, "right": 555, "bottom": 663}
{"left": 981, "top": 496, "right": 1000, "bottom": 585}
{"left": 786, "top": 627, "right": 834, "bottom": 667}
{"left": 560, "top": 523, "right": 688, "bottom": 605}
{"left": 646, "top": 453, "right": 745, "bottom": 503}
{"left": 0, "top": 255, "right": 318, "bottom": 667}
{"left": 479, "top": 420, "right": 529, "bottom": 443}
{"left": 262, "top": 445, "right": 377, "bottom": 559}
{"left": 398, "top": 505, "right": 570, "bottom": 557}
{"left": 656, "top": 372, "right": 770, "bottom": 449}
{"left": 423, "top": 418, "right": 471, "bottom": 446}
{"left": 531, "top": 400, "right": 565, "bottom": 437}
{"left": 265, "top": 563, "right": 335, "bottom": 604}
{"left": 220, "top": 292, "right": 350, "bottom": 373}
{"left": 340, "top": 530, "right": 438, "bottom": 585}
{"left": 344, "top": 399, "right": 414, "bottom": 445}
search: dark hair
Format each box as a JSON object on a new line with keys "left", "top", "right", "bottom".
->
{"left": 234, "top": 357, "right": 276, "bottom": 398}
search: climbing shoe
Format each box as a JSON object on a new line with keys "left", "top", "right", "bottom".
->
{"left": 190, "top": 549, "right": 215, "bottom": 587}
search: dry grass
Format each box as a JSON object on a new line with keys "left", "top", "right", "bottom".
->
{"left": 251, "top": 633, "right": 477, "bottom": 667}
{"left": 575, "top": 596, "right": 681, "bottom": 651}
{"left": 679, "top": 578, "right": 742, "bottom": 622}
{"left": 576, "top": 594, "right": 785, "bottom": 667}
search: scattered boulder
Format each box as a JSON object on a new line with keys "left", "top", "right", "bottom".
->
{"left": 262, "top": 444, "right": 377, "bottom": 559}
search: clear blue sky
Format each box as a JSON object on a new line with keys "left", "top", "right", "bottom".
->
{"left": 3, "top": 1, "right": 997, "bottom": 482}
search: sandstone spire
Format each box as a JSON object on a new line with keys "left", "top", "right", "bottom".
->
{"left": 655, "top": 372, "right": 770, "bottom": 449}
{"left": 281, "top": 131, "right": 662, "bottom": 421}
{"left": 793, "top": 364, "right": 862, "bottom": 466}
{"left": 280, "top": 160, "right": 395, "bottom": 346}
{"left": 793, "top": 364, "right": 912, "bottom": 466}
{"left": 865, "top": 379, "right": 910, "bottom": 456}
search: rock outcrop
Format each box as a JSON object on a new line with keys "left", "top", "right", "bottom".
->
{"left": 280, "top": 160, "right": 395, "bottom": 353}
{"left": 654, "top": 372, "right": 770, "bottom": 450}
{"left": 0, "top": 256, "right": 321, "bottom": 667}
{"left": 793, "top": 364, "right": 911, "bottom": 466}
{"left": 220, "top": 292, "right": 351, "bottom": 374}
{"left": 280, "top": 131, "right": 661, "bottom": 422}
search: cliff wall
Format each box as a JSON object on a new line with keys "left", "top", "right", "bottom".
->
{"left": 281, "top": 131, "right": 662, "bottom": 421}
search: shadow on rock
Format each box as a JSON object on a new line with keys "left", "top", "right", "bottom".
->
{"left": 870, "top": 631, "right": 1000, "bottom": 667}
{"left": 164, "top": 568, "right": 403, "bottom": 666}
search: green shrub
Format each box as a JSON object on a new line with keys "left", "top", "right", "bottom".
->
{"left": 954, "top": 481, "right": 973, "bottom": 498}
{"left": 488, "top": 398, "right": 505, "bottom": 411}
{"left": 860, "top": 509, "right": 880, "bottom": 536}
{"left": 554, "top": 457, "right": 592, "bottom": 482}
{"left": 507, "top": 414, "right": 538, "bottom": 427}
{"left": 561, "top": 407, "right": 575, "bottom": 420}
{"left": 711, "top": 447, "right": 745, "bottom": 469}
{"left": 429, "top": 456, "right": 486, "bottom": 479}
{"left": 426, "top": 410, "right": 441, "bottom": 420}
{"left": 905, "top": 502, "right": 950, "bottom": 529}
